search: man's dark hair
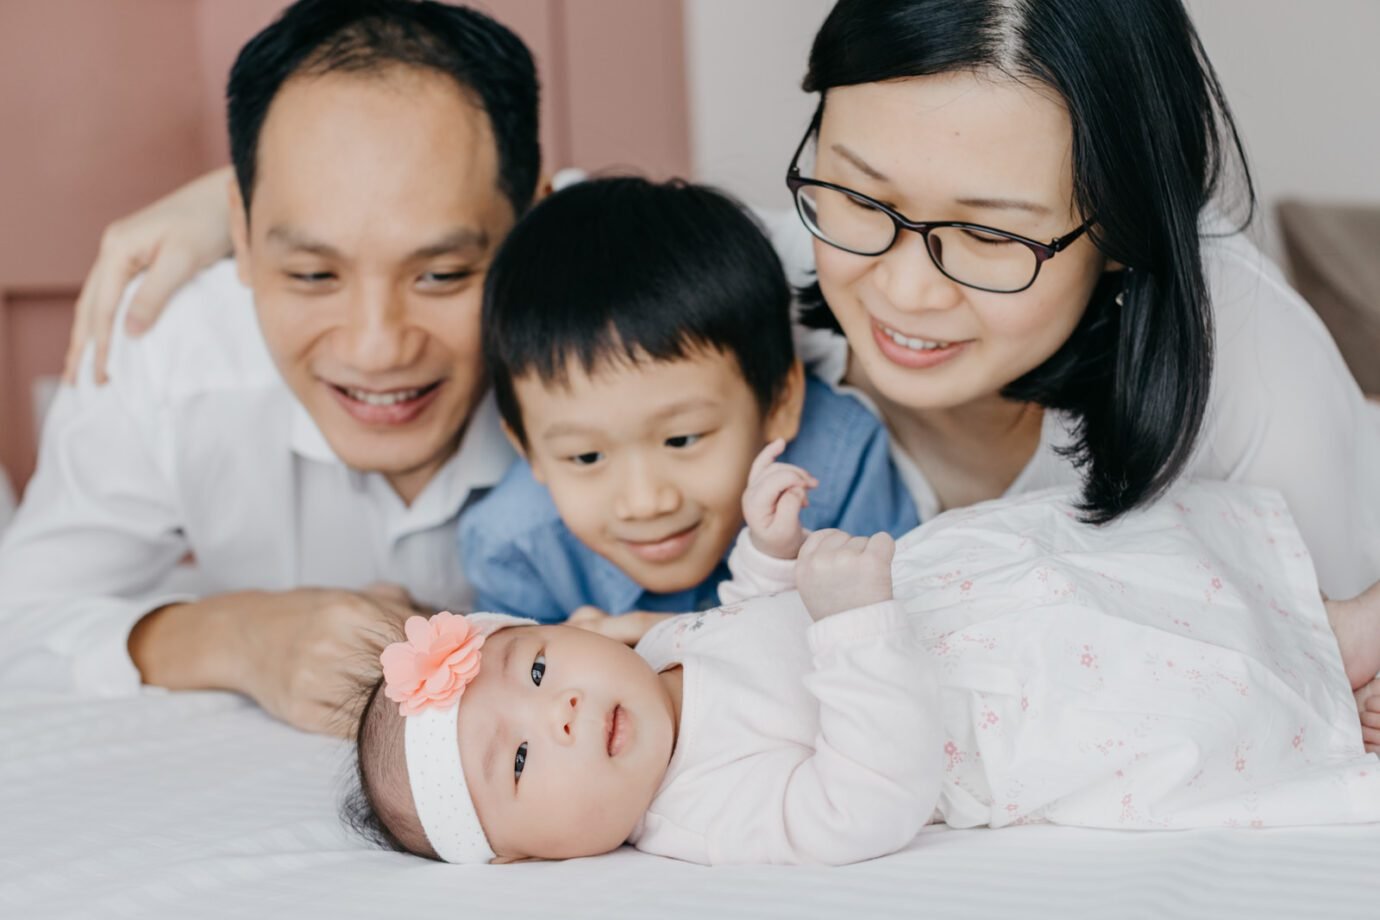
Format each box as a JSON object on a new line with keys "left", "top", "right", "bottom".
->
{"left": 795, "top": 0, "right": 1256, "bottom": 525}
{"left": 227, "top": 0, "right": 539, "bottom": 218}
{"left": 483, "top": 177, "right": 796, "bottom": 446}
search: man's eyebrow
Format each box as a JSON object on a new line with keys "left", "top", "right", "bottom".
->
{"left": 261, "top": 226, "right": 489, "bottom": 260}
{"left": 408, "top": 227, "right": 490, "bottom": 261}
{"left": 264, "top": 225, "right": 341, "bottom": 257}
{"left": 831, "top": 144, "right": 889, "bottom": 182}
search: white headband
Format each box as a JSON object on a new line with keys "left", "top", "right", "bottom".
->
{"left": 391, "top": 612, "right": 535, "bottom": 865}
{"left": 405, "top": 701, "right": 494, "bottom": 864}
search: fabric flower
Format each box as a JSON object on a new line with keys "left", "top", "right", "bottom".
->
{"left": 381, "top": 612, "right": 486, "bottom": 717}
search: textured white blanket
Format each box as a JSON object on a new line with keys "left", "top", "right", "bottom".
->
{"left": 4, "top": 688, "right": 1380, "bottom": 919}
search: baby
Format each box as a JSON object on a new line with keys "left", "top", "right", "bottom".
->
{"left": 458, "top": 176, "right": 916, "bottom": 626}
{"left": 347, "top": 458, "right": 1380, "bottom": 865}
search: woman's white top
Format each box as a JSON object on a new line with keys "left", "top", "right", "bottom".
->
{"left": 776, "top": 217, "right": 1380, "bottom": 599}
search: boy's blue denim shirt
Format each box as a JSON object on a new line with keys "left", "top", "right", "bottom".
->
{"left": 458, "top": 375, "right": 919, "bottom": 622}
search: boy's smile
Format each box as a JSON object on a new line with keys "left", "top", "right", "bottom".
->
{"left": 512, "top": 347, "right": 803, "bottom": 594}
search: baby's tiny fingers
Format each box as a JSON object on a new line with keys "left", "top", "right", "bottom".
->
{"left": 748, "top": 439, "right": 788, "bottom": 482}
{"left": 865, "top": 532, "right": 896, "bottom": 562}
{"left": 799, "top": 528, "right": 848, "bottom": 561}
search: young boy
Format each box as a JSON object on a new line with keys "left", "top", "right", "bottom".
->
{"left": 457, "top": 177, "right": 917, "bottom": 623}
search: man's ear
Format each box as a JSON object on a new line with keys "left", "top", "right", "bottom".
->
{"left": 228, "top": 178, "right": 252, "bottom": 288}
{"left": 502, "top": 420, "right": 543, "bottom": 483}
{"left": 763, "top": 359, "right": 806, "bottom": 445}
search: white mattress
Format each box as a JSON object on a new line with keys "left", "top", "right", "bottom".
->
{"left": 4, "top": 690, "right": 1380, "bottom": 919}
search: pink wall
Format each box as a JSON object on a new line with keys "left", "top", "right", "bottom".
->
{"left": 0, "top": 0, "right": 690, "bottom": 494}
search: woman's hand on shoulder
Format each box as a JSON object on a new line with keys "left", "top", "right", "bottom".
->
{"left": 64, "top": 166, "right": 236, "bottom": 385}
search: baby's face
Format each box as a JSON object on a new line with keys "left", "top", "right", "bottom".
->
{"left": 513, "top": 349, "right": 802, "bottom": 594}
{"left": 456, "top": 625, "right": 679, "bottom": 861}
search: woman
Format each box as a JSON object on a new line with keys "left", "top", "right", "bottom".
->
{"left": 65, "top": 0, "right": 1378, "bottom": 598}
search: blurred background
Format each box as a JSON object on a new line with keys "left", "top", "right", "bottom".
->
{"left": 1, "top": 0, "right": 1377, "bottom": 514}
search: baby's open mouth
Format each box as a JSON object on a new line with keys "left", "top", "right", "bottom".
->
{"left": 606, "top": 704, "right": 628, "bottom": 757}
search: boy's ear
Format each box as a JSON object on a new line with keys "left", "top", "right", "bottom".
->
{"left": 502, "top": 420, "right": 544, "bottom": 483}
{"left": 228, "top": 178, "right": 252, "bottom": 288}
{"left": 763, "top": 359, "right": 806, "bottom": 445}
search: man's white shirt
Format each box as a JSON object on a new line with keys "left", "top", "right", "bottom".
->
{"left": 0, "top": 261, "right": 514, "bottom": 696}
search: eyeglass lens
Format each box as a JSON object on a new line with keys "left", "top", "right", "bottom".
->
{"left": 795, "top": 184, "right": 1041, "bottom": 293}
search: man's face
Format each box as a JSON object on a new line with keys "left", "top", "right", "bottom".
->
{"left": 231, "top": 67, "right": 518, "bottom": 503}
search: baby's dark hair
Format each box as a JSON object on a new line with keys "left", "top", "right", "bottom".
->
{"left": 340, "top": 675, "right": 439, "bottom": 860}
{"left": 482, "top": 176, "right": 796, "bottom": 446}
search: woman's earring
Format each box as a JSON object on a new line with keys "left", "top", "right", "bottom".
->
{"left": 1115, "top": 268, "right": 1132, "bottom": 307}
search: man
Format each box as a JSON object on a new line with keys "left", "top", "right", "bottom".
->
{"left": 0, "top": 0, "right": 538, "bottom": 734}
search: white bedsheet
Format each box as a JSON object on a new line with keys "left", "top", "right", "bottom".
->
{"left": 3, "top": 690, "right": 1379, "bottom": 919}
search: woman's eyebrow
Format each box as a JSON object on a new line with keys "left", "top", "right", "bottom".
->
{"left": 956, "top": 197, "right": 1052, "bottom": 216}
{"left": 830, "top": 143, "right": 889, "bottom": 181}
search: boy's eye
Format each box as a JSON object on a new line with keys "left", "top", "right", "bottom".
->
{"left": 514, "top": 741, "right": 527, "bottom": 782}
{"left": 287, "top": 271, "right": 335, "bottom": 283}
{"left": 665, "top": 434, "right": 702, "bottom": 449}
{"left": 531, "top": 653, "right": 545, "bottom": 686}
{"left": 568, "top": 451, "right": 603, "bottom": 467}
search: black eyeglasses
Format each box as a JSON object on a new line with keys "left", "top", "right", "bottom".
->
{"left": 785, "top": 115, "right": 1094, "bottom": 294}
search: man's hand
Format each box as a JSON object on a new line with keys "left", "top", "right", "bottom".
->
{"left": 743, "top": 439, "right": 818, "bottom": 560}
{"left": 566, "top": 605, "right": 673, "bottom": 646}
{"left": 796, "top": 529, "right": 895, "bottom": 621}
{"left": 129, "top": 584, "right": 422, "bottom": 737}
{"left": 64, "top": 166, "right": 235, "bottom": 385}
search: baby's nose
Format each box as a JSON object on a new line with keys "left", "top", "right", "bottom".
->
{"left": 550, "top": 691, "right": 580, "bottom": 745}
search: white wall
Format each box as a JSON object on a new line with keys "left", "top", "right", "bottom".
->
{"left": 684, "top": 0, "right": 1380, "bottom": 257}
{"left": 1184, "top": 0, "right": 1380, "bottom": 255}
{"left": 683, "top": 0, "right": 832, "bottom": 211}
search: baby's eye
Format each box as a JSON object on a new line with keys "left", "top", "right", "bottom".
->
{"left": 514, "top": 741, "right": 528, "bottom": 782}
{"left": 531, "top": 653, "right": 546, "bottom": 686}
{"left": 665, "top": 434, "right": 702, "bottom": 449}
{"left": 568, "top": 451, "right": 603, "bottom": 467}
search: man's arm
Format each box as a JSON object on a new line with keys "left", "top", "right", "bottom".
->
{"left": 0, "top": 332, "right": 415, "bottom": 736}
{"left": 0, "top": 359, "right": 193, "bottom": 695}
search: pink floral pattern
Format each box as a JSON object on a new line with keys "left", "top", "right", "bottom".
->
{"left": 890, "top": 482, "right": 1378, "bottom": 832}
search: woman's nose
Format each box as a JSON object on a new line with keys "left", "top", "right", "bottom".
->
{"left": 874, "top": 230, "right": 963, "bottom": 314}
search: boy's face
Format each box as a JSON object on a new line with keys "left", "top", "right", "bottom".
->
{"left": 457, "top": 625, "right": 679, "bottom": 860}
{"left": 513, "top": 350, "right": 804, "bottom": 594}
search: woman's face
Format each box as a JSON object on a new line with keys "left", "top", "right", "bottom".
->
{"left": 812, "top": 71, "right": 1113, "bottom": 411}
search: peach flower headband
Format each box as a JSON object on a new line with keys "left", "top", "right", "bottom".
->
{"left": 380, "top": 611, "right": 534, "bottom": 864}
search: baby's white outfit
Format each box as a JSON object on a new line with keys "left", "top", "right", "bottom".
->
{"left": 629, "top": 483, "right": 1380, "bottom": 866}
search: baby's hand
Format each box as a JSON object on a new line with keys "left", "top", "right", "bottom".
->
{"left": 743, "top": 439, "right": 818, "bottom": 559}
{"left": 796, "top": 529, "right": 895, "bottom": 621}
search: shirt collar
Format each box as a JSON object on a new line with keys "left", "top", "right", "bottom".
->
{"left": 288, "top": 389, "right": 516, "bottom": 530}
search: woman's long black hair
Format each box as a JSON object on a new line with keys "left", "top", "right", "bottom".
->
{"left": 798, "top": 0, "right": 1255, "bottom": 523}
